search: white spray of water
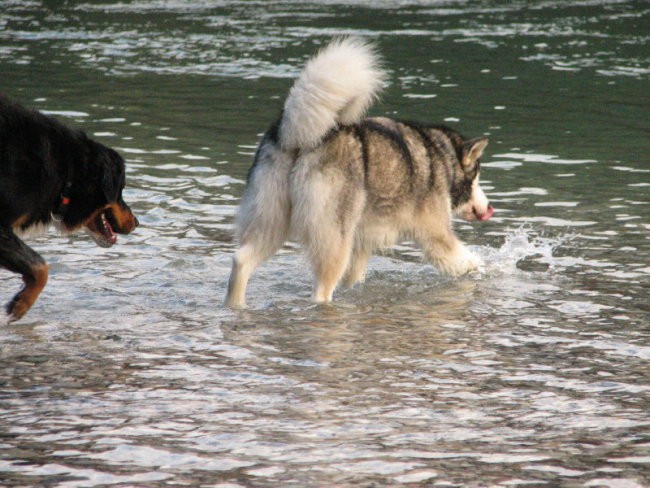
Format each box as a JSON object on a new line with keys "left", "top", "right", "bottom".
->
{"left": 474, "top": 227, "right": 570, "bottom": 275}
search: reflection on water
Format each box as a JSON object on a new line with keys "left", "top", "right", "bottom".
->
{"left": 1, "top": 1, "right": 649, "bottom": 487}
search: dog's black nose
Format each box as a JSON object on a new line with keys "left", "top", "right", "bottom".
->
{"left": 134, "top": 216, "right": 140, "bottom": 227}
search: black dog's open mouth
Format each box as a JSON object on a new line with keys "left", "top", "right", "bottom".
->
{"left": 85, "top": 209, "right": 117, "bottom": 248}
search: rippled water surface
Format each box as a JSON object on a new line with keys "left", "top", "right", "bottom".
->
{"left": 1, "top": 1, "right": 649, "bottom": 486}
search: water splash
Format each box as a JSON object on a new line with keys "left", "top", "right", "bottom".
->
{"left": 477, "top": 227, "right": 569, "bottom": 274}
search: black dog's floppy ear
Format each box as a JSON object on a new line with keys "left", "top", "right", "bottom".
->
{"left": 462, "top": 137, "right": 489, "bottom": 168}
{"left": 101, "top": 148, "right": 125, "bottom": 203}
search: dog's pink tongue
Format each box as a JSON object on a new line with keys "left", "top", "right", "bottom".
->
{"left": 480, "top": 205, "right": 494, "bottom": 221}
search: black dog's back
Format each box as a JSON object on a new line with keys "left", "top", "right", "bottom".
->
{"left": 0, "top": 95, "right": 84, "bottom": 228}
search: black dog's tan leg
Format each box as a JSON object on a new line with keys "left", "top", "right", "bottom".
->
{"left": 0, "top": 227, "right": 49, "bottom": 323}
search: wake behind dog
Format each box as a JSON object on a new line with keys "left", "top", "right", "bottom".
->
{"left": 226, "top": 38, "right": 494, "bottom": 308}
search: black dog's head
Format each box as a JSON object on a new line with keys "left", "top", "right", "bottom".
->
{"left": 63, "top": 144, "right": 139, "bottom": 248}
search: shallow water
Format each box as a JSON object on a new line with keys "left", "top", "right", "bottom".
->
{"left": 1, "top": 1, "right": 649, "bottom": 487}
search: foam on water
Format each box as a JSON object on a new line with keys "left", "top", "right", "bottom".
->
{"left": 476, "top": 227, "right": 568, "bottom": 275}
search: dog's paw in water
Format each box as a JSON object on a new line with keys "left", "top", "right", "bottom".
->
{"left": 433, "top": 244, "right": 484, "bottom": 276}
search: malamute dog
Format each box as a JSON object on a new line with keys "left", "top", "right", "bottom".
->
{"left": 226, "top": 38, "right": 494, "bottom": 308}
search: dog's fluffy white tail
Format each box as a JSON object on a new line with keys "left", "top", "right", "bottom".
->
{"left": 279, "top": 37, "right": 386, "bottom": 151}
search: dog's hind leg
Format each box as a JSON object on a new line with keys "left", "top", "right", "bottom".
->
{"left": 226, "top": 241, "right": 278, "bottom": 309}
{"left": 342, "top": 245, "right": 370, "bottom": 288}
{"left": 226, "top": 213, "right": 289, "bottom": 308}
{"left": 310, "top": 232, "right": 357, "bottom": 303}
{"left": 0, "top": 227, "right": 49, "bottom": 323}
{"left": 225, "top": 148, "right": 292, "bottom": 308}
{"left": 292, "top": 163, "right": 365, "bottom": 303}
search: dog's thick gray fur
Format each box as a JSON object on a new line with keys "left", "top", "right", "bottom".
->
{"left": 226, "top": 38, "right": 494, "bottom": 308}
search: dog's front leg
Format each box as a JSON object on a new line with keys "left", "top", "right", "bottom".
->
{"left": 0, "top": 227, "right": 49, "bottom": 323}
{"left": 419, "top": 231, "right": 483, "bottom": 276}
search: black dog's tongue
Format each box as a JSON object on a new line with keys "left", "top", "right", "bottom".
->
{"left": 99, "top": 211, "right": 117, "bottom": 244}
{"left": 85, "top": 211, "right": 117, "bottom": 248}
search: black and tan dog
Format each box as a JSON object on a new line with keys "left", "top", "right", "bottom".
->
{"left": 0, "top": 95, "right": 138, "bottom": 323}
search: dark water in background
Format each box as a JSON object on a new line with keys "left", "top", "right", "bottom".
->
{"left": 1, "top": 1, "right": 649, "bottom": 486}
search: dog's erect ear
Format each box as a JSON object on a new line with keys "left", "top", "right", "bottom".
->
{"left": 462, "top": 137, "right": 489, "bottom": 168}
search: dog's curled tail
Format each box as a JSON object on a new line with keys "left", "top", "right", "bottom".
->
{"left": 278, "top": 37, "right": 386, "bottom": 151}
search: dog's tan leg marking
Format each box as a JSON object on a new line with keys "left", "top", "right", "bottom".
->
{"left": 7, "top": 263, "right": 49, "bottom": 322}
